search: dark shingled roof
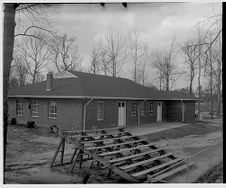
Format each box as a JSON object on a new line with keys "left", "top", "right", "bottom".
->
{"left": 8, "top": 71, "right": 197, "bottom": 100}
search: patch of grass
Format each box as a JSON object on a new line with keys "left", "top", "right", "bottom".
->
{"left": 142, "top": 123, "right": 221, "bottom": 142}
{"left": 195, "top": 161, "right": 223, "bottom": 183}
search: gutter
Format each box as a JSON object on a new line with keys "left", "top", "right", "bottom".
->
{"left": 83, "top": 97, "right": 95, "bottom": 131}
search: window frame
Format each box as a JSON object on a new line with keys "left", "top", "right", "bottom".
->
{"left": 131, "top": 103, "right": 137, "bottom": 117}
{"left": 141, "top": 102, "right": 145, "bottom": 116}
{"left": 49, "top": 101, "right": 57, "bottom": 119}
{"left": 149, "top": 102, "right": 153, "bottom": 115}
{"left": 16, "top": 100, "right": 23, "bottom": 116}
{"left": 31, "top": 100, "right": 39, "bottom": 117}
{"left": 97, "top": 101, "right": 104, "bottom": 121}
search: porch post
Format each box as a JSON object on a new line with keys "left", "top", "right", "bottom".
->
{"left": 181, "top": 100, "right": 185, "bottom": 122}
{"left": 137, "top": 103, "right": 140, "bottom": 125}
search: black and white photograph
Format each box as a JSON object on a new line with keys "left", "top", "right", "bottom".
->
{"left": 2, "top": 1, "right": 223, "bottom": 184}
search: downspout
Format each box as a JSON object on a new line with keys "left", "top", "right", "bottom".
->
{"left": 181, "top": 100, "right": 185, "bottom": 122}
{"left": 83, "top": 97, "right": 95, "bottom": 131}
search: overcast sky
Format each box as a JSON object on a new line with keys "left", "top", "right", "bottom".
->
{"left": 15, "top": 2, "right": 222, "bottom": 89}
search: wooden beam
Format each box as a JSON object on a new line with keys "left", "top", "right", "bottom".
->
{"left": 50, "top": 138, "right": 63, "bottom": 167}
{"left": 108, "top": 149, "right": 162, "bottom": 163}
{"left": 151, "top": 162, "right": 194, "bottom": 182}
{"left": 60, "top": 138, "right": 65, "bottom": 165}
{"left": 86, "top": 139, "right": 146, "bottom": 151}
{"left": 84, "top": 148, "right": 140, "bottom": 183}
{"left": 99, "top": 143, "right": 155, "bottom": 157}
{"left": 119, "top": 153, "right": 172, "bottom": 171}
{"left": 131, "top": 158, "right": 183, "bottom": 178}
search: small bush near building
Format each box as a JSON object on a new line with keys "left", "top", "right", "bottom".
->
{"left": 10, "top": 118, "right": 17, "bottom": 125}
{"left": 26, "top": 121, "right": 35, "bottom": 128}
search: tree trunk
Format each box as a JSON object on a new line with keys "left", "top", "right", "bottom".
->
{"left": 166, "top": 75, "right": 169, "bottom": 91}
{"left": 198, "top": 56, "right": 201, "bottom": 112}
{"left": 216, "top": 64, "right": 221, "bottom": 116}
{"left": 209, "top": 48, "right": 214, "bottom": 119}
{"left": 3, "top": 3, "right": 16, "bottom": 178}
{"left": 189, "top": 67, "right": 194, "bottom": 95}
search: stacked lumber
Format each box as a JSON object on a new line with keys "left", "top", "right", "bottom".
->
{"left": 50, "top": 127, "right": 194, "bottom": 183}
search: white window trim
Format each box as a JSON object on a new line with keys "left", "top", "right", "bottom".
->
{"left": 16, "top": 100, "right": 23, "bottom": 116}
{"left": 97, "top": 102, "right": 104, "bottom": 121}
{"left": 49, "top": 101, "right": 57, "bottom": 119}
{"left": 31, "top": 101, "right": 39, "bottom": 117}
{"left": 131, "top": 103, "right": 136, "bottom": 117}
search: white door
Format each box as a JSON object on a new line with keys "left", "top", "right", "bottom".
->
{"left": 118, "top": 102, "right": 126, "bottom": 126}
{"left": 157, "top": 101, "right": 162, "bottom": 122}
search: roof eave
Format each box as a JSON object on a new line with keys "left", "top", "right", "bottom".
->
{"left": 8, "top": 94, "right": 197, "bottom": 101}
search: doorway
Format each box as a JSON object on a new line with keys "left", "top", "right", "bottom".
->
{"left": 118, "top": 102, "right": 126, "bottom": 126}
{"left": 157, "top": 101, "right": 162, "bottom": 122}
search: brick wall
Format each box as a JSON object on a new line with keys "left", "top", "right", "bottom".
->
{"left": 8, "top": 98, "right": 83, "bottom": 130}
{"left": 85, "top": 99, "right": 118, "bottom": 130}
{"left": 85, "top": 99, "right": 159, "bottom": 129}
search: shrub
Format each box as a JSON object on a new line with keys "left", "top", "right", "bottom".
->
{"left": 26, "top": 121, "right": 35, "bottom": 128}
{"left": 10, "top": 118, "right": 17, "bottom": 125}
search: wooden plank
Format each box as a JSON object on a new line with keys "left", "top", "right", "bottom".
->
{"left": 131, "top": 158, "right": 183, "bottom": 178}
{"left": 152, "top": 162, "right": 194, "bottom": 182}
{"left": 61, "top": 126, "right": 126, "bottom": 136}
{"left": 50, "top": 139, "right": 63, "bottom": 167}
{"left": 78, "top": 135, "right": 140, "bottom": 145}
{"left": 86, "top": 139, "right": 146, "bottom": 151}
{"left": 70, "top": 131, "right": 130, "bottom": 139}
{"left": 83, "top": 148, "right": 140, "bottom": 183}
{"left": 99, "top": 143, "right": 154, "bottom": 157}
{"left": 119, "top": 153, "right": 172, "bottom": 171}
{"left": 108, "top": 149, "right": 162, "bottom": 163}
{"left": 60, "top": 138, "right": 65, "bottom": 165}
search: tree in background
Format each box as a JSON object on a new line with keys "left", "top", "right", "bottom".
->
{"left": 182, "top": 39, "right": 200, "bottom": 95}
{"left": 19, "top": 31, "right": 51, "bottom": 84}
{"left": 129, "top": 30, "right": 144, "bottom": 83}
{"left": 151, "top": 38, "right": 182, "bottom": 91}
{"left": 101, "top": 27, "right": 128, "bottom": 77}
{"left": 49, "top": 34, "right": 82, "bottom": 73}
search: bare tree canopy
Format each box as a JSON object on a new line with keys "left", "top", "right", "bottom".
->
{"left": 151, "top": 38, "right": 183, "bottom": 91}
{"left": 98, "top": 27, "right": 128, "bottom": 77}
{"left": 49, "top": 34, "right": 82, "bottom": 73}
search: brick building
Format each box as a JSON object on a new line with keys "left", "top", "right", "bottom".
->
{"left": 8, "top": 71, "right": 197, "bottom": 130}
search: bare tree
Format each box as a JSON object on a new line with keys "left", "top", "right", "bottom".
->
{"left": 151, "top": 38, "right": 181, "bottom": 91}
{"left": 12, "top": 55, "right": 28, "bottom": 86}
{"left": 89, "top": 45, "right": 101, "bottom": 74}
{"left": 182, "top": 39, "right": 200, "bottom": 94}
{"left": 137, "top": 42, "right": 151, "bottom": 85}
{"left": 49, "top": 34, "right": 82, "bottom": 72}
{"left": 20, "top": 31, "right": 51, "bottom": 83}
{"left": 101, "top": 27, "right": 128, "bottom": 77}
{"left": 129, "top": 30, "right": 144, "bottom": 82}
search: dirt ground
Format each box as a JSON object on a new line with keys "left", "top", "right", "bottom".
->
{"left": 4, "top": 118, "right": 223, "bottom": 184}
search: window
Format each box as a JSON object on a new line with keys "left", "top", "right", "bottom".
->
{"left": 131, "top": 103, "right": 136, "bottom": 116}
{"left": 31, "top": 100, "right": 39, "bottom": 117}
{"left": 49, "top": 101, "right": 57, "bottom": 119}
{"left": 97, "top": 102, "right": 104, "bottom": 121}
{"left": 16, "top": 100, "right": 23, "bottom": 116}
{"left": 149, "top": 102, "right": 153, "bottom": 115}
{"left": 141, "top": 102, "right": 145, "bottom": 116}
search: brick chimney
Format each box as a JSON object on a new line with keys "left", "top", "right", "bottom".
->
{"left": 46, "top": 72, "right": 53, "bottom": 91}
